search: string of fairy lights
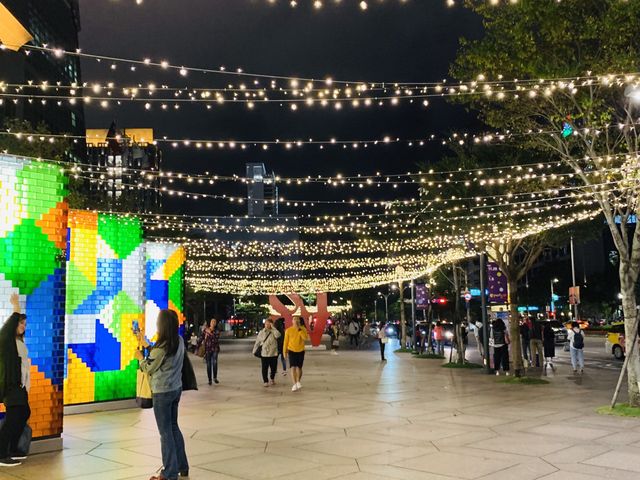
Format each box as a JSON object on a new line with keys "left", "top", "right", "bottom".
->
{"left": 3, "top": 15, "right": 638, "bottom": 294}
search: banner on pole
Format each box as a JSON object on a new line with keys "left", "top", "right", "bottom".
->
{"left": 415, "top": 284, "right": 429, "bottom": 309}
{"left": 569, "top": 286, "right": 580, "bottom": 305}
{"left": 487, "top": 262, "right": 508, "bottom": 304}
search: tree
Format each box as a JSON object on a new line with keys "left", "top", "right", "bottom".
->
{"left": 453, "top": 0, "right": 640, "bottom": 403}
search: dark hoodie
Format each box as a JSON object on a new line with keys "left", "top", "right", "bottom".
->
{"left": 0, "top": 313, "right": 26, "bottom": 406}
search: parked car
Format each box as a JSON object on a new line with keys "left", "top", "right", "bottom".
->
{"left": 543, "top": 320, "right": 568, "bottom": 344}
{"left": 604, "top": 323, "right": 639, "bottom": 360}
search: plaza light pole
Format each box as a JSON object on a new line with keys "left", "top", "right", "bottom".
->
{"left": 378, "top": 291, "right": 390, "bottom": 323}
{"left": 570, "top": 236, "right": 580, "bottom": 320}
{"left": 550, "top": 278, "right": 559, "bottom": 317}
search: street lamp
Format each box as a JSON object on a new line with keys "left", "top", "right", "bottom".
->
{"left": 550, "top": 278, "right": 559, "bottom": 316}
{"left": 378, "top": 291, "right": 391, "bottom": 323}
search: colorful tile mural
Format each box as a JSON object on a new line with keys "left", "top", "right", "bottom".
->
{"left": 0, "top": 154, "right": 67, "bottom": 439}
{"left": 64, "top": 211, "right": 145, "bottom": 405}
{"left": 145, "top": 242, "right": 186, "bottom": 340}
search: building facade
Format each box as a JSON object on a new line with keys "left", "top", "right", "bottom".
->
{"left": 0, "top": 0, "right": 85, "bottom": 138}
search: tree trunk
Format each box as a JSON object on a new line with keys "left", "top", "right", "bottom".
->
{"left": 619, "top": 262, "right": 640, "bottom": 407}
{"left": 399, "top": 281, "right": 407, "bottom": 348}
{"left": 508, "top": 277, "right": 525, "bottom": 377}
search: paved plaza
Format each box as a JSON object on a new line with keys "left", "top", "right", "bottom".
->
{"left": 2, "top": 341, "right": 640, "bottom": 480}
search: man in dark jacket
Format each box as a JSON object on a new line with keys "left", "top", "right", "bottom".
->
{"left": 530, "top": 318, "right": 544, "bottom": 367}
{"left": 274, "top": 318, "right": 287, "bottom": 376}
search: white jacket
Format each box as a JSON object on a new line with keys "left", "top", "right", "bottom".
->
{"left": 253, "top": 327, "right": 281, "bottom": 357}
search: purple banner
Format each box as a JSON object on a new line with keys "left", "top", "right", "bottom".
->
{"left": 487, "top": 262, "right": 508, "bottom": 304}
{"left": 415, "top": 284, "right": 429, "bottom": 309}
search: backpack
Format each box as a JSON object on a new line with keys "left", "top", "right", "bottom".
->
{"left": 573, "top": 330, "right": 584, "bottom": 349}
{"left": 492, "top": 328, "right": 505, "bottom": 346}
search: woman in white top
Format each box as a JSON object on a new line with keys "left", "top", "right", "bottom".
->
{"left": 253, "top": 319, "right": 281, "bottom": 386}
{"left": 378, "top": 325, "right": 388, "bottom": 362}
{"left": 0, "top": 293, "right": 31, "bottom": 467}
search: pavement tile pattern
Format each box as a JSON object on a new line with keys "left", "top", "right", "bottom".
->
{"left": 1, "top": 341, "right": 639, "bottom": 480}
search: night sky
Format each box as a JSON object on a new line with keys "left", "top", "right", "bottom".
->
{"left": 78, "top": 0, "right": 483, "bottom": 218}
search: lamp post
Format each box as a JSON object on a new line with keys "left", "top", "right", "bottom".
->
{"left": 550, "top": 278, "right": 559, "bottom": 317}
{"left": 378, "top": 291, "right": 391, "bottom": 323}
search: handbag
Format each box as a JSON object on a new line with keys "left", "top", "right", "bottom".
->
{"left": 195, "top": 342, "right": 205, "bottom": 358}
{"left": 254, "top": 331, "right": 271, "bottom": 358}
{"left": 136, "top": 370, "right": 153, "bottom": 409}
{"left": 0, "top": 420, "right": 31, "bottom": 455}
{"left": 182, "top": 350, "right": 198, "bottom": 391}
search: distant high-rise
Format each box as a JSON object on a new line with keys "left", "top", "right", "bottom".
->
{"left": 85, "top": 126, "right": 162, "bottom": 213}
{"left": 247, "top": 162, "right": 278, "bottom": 216}
{"left": 0, "top": 1, "right": 85, "bottom": 139}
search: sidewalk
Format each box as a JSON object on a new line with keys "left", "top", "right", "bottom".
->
{"left": 2, "top": 341, "right": 639, "bottom": 480}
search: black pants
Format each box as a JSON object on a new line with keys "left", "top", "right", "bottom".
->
{"left": 379, "top": 340, "right": 386, "bottom": 360}
{"left": 205, "top": 351, "right": 219, "bottom": 382}
{"left": 261, "top": 356, "right": 278, "bottom": 382}
{"left": 493, "top": 345, "right": 510, "bottom": 372}
{"left": 350, "top": 334, "right": 359, "bottom": 346}
{"left": 0, "top": 402, "right": 31, "bottom": 457}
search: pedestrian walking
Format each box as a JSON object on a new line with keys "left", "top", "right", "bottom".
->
{"left": 197, "top": 318, "right": 221, "bottom": 385}
{"left": 283, "top": 316, "right": 309, "bottom": 392}
{"left": 490, "top": 318, "right": 510, "bottom": 375}
{"left": 475, "top": 321, "right": 485, "bottom": 360}
{"left": 567, "top": 321, "right": 585, "bottom": 375}
{"left": 0, "top": 294, "right": 31, "bottom": 467}
{"left": 530, "top": 318, "right": 544, "bottom": 367}
{"left": 253, "top": 319, "right": 281, "bottom": 387}
{"left": 433, "top": 322, "right": 445, "bottom": 356}
{"left": 542, "top": 321, "right": 556, "bottom": 375}
{"left": 274, "top": 317, "right": 288, "bottom": 376}
{"left": 378, "top": 324, "right": 388, "bottom": 361}
{"left": 136, "top": 309, "right": 189, "bottom": 480}
{"left": 348, "top": 319, "right": 360, "bottom": 347}
{"left": 520, "top": 318, "right": 531, "bottom": 366}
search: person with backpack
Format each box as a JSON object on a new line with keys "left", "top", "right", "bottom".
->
{"left": 253, "top": 319, "right": 281, "bottom": 387}
{"left": 0, "top": 294, "right": 31, "bottom": 467}
{"left": 490, "top": 318, "right": 510, "bottom": 375}
{"left": 567, "top": 321, "right": 585, "bottom": 375}
{"left": 348, "top": 319, "right": 360, "bottom": 348}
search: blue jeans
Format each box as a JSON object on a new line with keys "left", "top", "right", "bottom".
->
{"left": 205, "top": 351, "right": 219, "bottom": 382}
{"left": 153, "top": 389, "right": 188, "bottom": 479}
{"left": 570, "top": 346, "right": 584, "bottom": 371}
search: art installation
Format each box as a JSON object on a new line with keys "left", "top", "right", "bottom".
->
{"left": 64, "top": 211, "right": 145, "bottom": 405}
{"left": 269, "top": 293, "right": 329, "bottom": 347}
{"left": 0, "top": 154, "right": 67, "bottom": 439}
{"left": 144, "top": 242, "right": 186, "bottom": 340}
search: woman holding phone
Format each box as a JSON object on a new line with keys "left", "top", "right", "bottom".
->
{"left": 135, "top": 310, "right": 189, "bottom": 480}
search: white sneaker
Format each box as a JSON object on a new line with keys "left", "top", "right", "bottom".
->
{"left": 296, "top": 382, "right": 302, "bottom": 390}
{"left": 495, "top": 371, "right": 500, "bottom": 376}
{"left": 291, "top": 384, "right": 298, "bottom": 392}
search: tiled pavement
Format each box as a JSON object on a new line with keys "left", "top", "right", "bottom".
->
{"left": 2, "top": 341, "right": 640, "bottom": 480}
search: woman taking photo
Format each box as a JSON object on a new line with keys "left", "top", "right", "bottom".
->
{"left": 135, "top": 309, "right": 189, "bottom": 480}
{"left": 253, "top": 319, "right": 281, "bottom": 387}
{"left": 0, "top": 294, "right": 31, "bottom": 467}
{"left": 197, "top": 318, "right": 221, "bottom": 386}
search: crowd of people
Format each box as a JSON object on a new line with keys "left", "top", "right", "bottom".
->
{"left": 1, "top": 301, "right": 589, "bottom": 479}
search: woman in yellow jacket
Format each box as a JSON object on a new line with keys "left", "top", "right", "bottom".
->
{"left": 283, "top": 316, "right": 309, "bottom": 392}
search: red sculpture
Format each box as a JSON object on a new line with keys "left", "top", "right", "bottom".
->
{"left": 269, "top": 293, "right": 329, "bottom": 347}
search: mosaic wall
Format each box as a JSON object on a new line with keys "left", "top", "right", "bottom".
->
{"left": 145, "top": 242, "right": 186, "bottom": 340}
{"left": 64, "top": 211, "right": 145, "bottom": 405}
{"left": 0, "top": 154, "right": 67, "bottom": 439}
